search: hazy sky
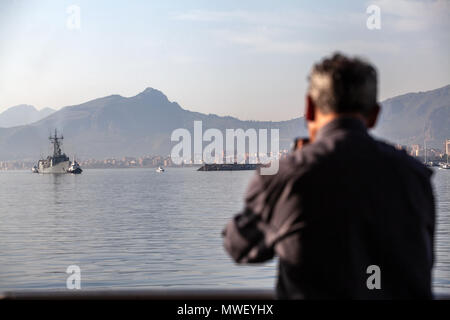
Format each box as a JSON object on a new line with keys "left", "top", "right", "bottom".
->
{"left": 0, "top": 0, "right": 449, "bottom": 121}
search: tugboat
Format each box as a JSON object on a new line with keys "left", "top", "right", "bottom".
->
{"left": 67, "top": 159, "right": 83, "bottom": 174}
{"left": 34, "top": 129, "right": 82, "bottom": 174}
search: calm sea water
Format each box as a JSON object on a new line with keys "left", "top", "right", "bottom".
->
{"left": 0, "top": 167, "right": 449, "bottom": 294}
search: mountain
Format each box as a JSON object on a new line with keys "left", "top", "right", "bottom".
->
{"left": 374, "top": 84, "right": 450, "bottom": 149}
{"left": 0, "top": 88, "right": 305, "bottom": 160}
{"left": 0, "top": 105, "right": 55, "bottom": 128}
{"left": 0, "top": 85, "right": 448, "bottom": 161}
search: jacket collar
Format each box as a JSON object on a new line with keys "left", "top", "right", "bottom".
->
{"left": 315, "top": 116, "right": 368, "bottom": 141}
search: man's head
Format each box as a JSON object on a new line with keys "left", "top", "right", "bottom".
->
{"left": 305, "top": 53, "right": 380, "bottom": 141}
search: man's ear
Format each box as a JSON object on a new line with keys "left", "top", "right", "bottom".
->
{"left": 366, "top": 103, "right": 381, "bottom": 129}
{"left": 305, "top": 95, "right": 315, "bottom": 121}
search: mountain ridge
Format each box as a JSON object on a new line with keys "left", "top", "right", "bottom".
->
{"left": 0, "top": 84, "right": 448, "bottom": 161}
{"left": 0, "top": 105, "right": 55, "bottom": 128}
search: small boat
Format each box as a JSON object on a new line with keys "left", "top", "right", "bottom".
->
{"left": 67, "top": 160, "right": 83, "bottom": 174}
{"left": 156, "top": 166, "right": 165, "bottom": 173}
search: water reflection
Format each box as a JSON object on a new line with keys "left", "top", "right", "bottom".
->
{"left": 0, "top": 168, "right": 448, "bottom": 293}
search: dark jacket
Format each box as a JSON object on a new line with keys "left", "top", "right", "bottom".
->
{"left": 223, "top": 117, "right": 435, "bottom": 299}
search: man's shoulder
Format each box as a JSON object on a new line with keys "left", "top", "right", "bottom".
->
{"left": 277, "top": 136, "right": 432, "bottom": 181}
{"left": 254, "top": 141, "right": 330, "bottom": 188}
{"left": 372, "top": 139, "right": 433, "bottom": 179}
{"left": 278, "top": 138, "right": 338, "bottom": 175}
{"left": 252, "top": 135, "right": 432, "bottom": 195}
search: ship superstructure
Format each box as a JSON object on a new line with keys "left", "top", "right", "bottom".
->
{"left": 35, "top": 129, "right": 76, "bottom": 174}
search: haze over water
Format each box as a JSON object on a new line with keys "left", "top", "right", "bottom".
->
{"left": 0, "top": 168, "right": 448, "bottom": 294}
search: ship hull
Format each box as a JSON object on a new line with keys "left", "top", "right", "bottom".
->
{"left": 38, "top": 160, "right": 70, "bottom": 174}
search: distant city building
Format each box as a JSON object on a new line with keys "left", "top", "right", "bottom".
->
{"left": 411, "top": 144, "right": 420, "bottom": 157}
{"left": 1, "top": 140, "right": 445, "bottom": 171}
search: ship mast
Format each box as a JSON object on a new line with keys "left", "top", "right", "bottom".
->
{"left": 49, "top": 129, "right": 64, "bottom": 157}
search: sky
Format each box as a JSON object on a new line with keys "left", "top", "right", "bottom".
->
{"left": 0, "top": 0, "right": 449, "bottom": 121}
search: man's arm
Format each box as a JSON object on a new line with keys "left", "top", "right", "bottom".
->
{"left": 222, "top": 160, "right": 306, "bottom": 264}
{"left": 222, "top": 207, "right": 274, "bottom": 263}
{"left": 222, "top": 172, "right": 276, "bottom": 263}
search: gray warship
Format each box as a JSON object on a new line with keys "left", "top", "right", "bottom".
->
{"left": 33, "top": 129, "right": 82, "bottom": 174}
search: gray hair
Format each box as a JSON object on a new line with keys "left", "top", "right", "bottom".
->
{"left": 308, "top": 53, "right": 378, "bottom": 116}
